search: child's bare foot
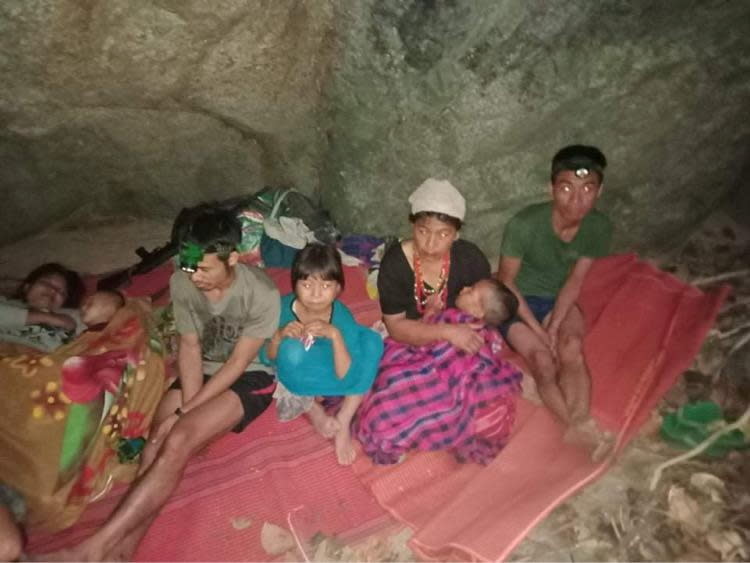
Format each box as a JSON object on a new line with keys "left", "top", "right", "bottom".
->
{"left": 334, "top": 425, "right": 356, "bottom": 465}
{"left": 308, "top": 402, "right": 339, "bottom": 439}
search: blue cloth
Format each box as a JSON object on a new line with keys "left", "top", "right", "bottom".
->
{"left": 500, "top": 295, "right": 556, "bottom": 340}
{"left": 525, "top": 295, "right": 556, "bottom": 323}
{"left": 260, "top": 233, "right": 298, "bottom": 268}
{"left": 260, "top": 293, "right": 383, "bottom": 396}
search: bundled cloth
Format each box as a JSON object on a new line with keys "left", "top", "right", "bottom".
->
{"left": 0, "top": 300, "right": 168, "bottom": 531}
{"left": 354, "top": 309, "right": 522, "bottom": 465}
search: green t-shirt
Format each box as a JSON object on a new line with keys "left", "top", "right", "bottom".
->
{"left": 500, "top": 202, "right": 612, "bottom": 297}
{"left": 170, "top": 264, "right": 280, "bottom": 374}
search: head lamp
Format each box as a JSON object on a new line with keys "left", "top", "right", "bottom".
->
{"left": 575, "top": 167, "right": 590, "bottom": 178}
{"left": 179, "top": 242, "right": 204, "bottom": 273}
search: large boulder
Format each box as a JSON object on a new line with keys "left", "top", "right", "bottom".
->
{"left": 1, "top": 0, "right": 750, "bottom": 256}
{"left": 321, "top": 1, "right": 750, "bottom": 255}
{"left": 0, "top": 0, "right": 334, "bottom": 244}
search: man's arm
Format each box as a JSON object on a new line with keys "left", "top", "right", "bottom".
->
{"left": 497, "top": 255, "right": 551, "bottom": 347}
{"left": 181, "top": 336, "right": 266, "bottom": 413}
{"left": 544, "top": 257, "right": 594, "bottom": 342}
{"left": 176, "top": 333, "right": 204, "bottom": 404}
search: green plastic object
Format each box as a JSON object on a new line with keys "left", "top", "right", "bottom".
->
{"left": 59, "top": 402, "right": 97, "bottom": 474}
{"left": 660, "top": 401, "right": 749, "bottom": 457}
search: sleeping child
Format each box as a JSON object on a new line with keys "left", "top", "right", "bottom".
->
{"left": 80, "top": 290, "right": 125, "bottom": 332}
{"left": 354, "top": 279, "right": 524, "bottom": 465}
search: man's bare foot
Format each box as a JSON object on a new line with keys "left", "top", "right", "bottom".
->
{"left": 334, "top": 424, "right": 356, "bottom": 465}
{"left": 308, "top": 402, "right": 339, "bottom": 439}
{"left": 521, "top": 375, "right": 542, "bottom": 405}
{"left": 32, "top": 544, "right": 103, "bottom": 562}
{"left": 103, "top": 537, "right": 140, "bottom": 561}
{"left": 564, "top": 417, "right": 614, "bottom": 462}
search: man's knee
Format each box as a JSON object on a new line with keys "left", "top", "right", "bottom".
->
{"left": 0, "top": 539, "right": 21, "bottom": 562}
{"left": 0, "top": 521, "right": 22, "bottom": 562}
{"left": 158, "top": 425, "right": 196, "bottom": 469}
{"left": 558, "top": 332, "right": 583, "bottom": 363}
{"left": 529, "top": 348, "right": 556, "bottom": 383}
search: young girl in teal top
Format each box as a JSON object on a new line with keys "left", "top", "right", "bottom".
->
{"left": 262, "top": 243, "right": 383, "bottom": 465}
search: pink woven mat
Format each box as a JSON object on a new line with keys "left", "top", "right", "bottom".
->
{"left": 351, "top": 254, "right": 729, "bottom": 561}
{"left": 27, "top": 404, "right": 392, "bottom": 560}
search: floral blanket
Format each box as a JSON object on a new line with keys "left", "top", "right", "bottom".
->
{"left": 0, "top": 300, "right": 168, "bottom": 531}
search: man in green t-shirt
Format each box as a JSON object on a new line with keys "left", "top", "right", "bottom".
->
{"left": 49, "top": 206, "right": 280, "bottom": 561}
{"left": 498, "top": 145, "right": 612, "bottom": 446}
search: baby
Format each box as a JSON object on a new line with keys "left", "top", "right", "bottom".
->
{"left": 355, "top": 278, "right": 523, "bottom": 465}
{"left": 453, "top": 278, "right": 519, "bottom": 326}
{"left": 80, "top": 290, "right": 125, "bottom": 331}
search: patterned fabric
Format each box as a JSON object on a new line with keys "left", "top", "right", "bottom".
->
{"left": 0, "top": 300, "right": 167, "bottom": 530}
{"left": 354, "top": 308, "right": 522, "bottom": 465}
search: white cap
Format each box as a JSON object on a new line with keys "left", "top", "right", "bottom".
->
{"left": 408, "top": 178, "right": 466, "bottom": 221}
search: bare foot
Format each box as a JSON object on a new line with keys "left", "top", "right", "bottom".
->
{"left": 334, "top": 425, "right": 356, "bottom": 465}
{"left": 103, "top": 535, "right": 141, "bottom": 562}
{"left": 308, "top": 402, "right": 339, "bottom": 439}
{"left": 564, "top": 418, "right": 614, "bottom": 462}
{"left": 520, "top": 375, "right": 542, "bottom": 405}
{"left": 31, "top": 544, "right": 103, "bottom": 562}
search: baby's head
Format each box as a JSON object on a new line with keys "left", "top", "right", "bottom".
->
{"left": 455, "top": 279, "right": 518, "bottom": 326}
{"left": 81, "top": 290, "right": 125, "bottom": 327}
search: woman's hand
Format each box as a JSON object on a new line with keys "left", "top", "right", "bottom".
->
{"left": 443, "top": 323, "right": 484, "bottom": 355}
{"left": 303, "top": 320, "right": 340, "bottom": 341}
{"left": 29, "top": 310, "right": 77, "bottom": 331}
{"left": 280, "top": 321, "right": 305, "bottom": 339}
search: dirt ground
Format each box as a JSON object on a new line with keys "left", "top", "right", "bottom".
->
{"left": 1, "top": 211, "right": 748, "bottom": 562}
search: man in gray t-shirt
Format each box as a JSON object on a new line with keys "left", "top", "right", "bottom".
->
{"left": 52, "top": 206, "right": 280, "bottom": 561}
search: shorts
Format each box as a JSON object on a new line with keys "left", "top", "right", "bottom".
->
{"left": 500, "top": 295, "right": 556, "bottom": 340}
{"left": 0, "top": 484, "right": 26, "bottom": 523}
{"left": 169, "top": 370, "right": 275, "bottom": 433}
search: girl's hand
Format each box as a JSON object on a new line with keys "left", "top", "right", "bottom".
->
{"left": 444, "top": 323, "right": 484, "bottom": 355}
{"left": 303, "top": 320, "right": 340, "bottom": 341}
{"left": 280, "top": 321, "right": 305, "bottom": 339}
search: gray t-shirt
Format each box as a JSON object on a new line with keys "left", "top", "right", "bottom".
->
{"left": 170, "top": 264, "right": 280, "bottom": 375}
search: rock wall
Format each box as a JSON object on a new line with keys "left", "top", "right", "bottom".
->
{"left": 321, "top": 0, "right": 750, "bottom": 254}
{"left": 1, "top": 0, "right": 749, "bottom": 255}
{"left": 0, "top": 0, "right": 335, "bottom": 243}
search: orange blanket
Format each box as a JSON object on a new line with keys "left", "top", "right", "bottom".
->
{"left": 0, "top": 300, "right": 168, "bottom": 530}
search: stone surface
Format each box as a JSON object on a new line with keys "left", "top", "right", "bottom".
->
{"left": 1, "top": 0, "right": 750, "bottom": 255}
{"left": 0, "top": 0, "right": 334, "bottom": 244}
{"left": 321, "top": 0, "right": 750, "bottom": 254}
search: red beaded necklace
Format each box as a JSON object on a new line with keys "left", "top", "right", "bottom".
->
{"left": 413, "top": 250, "right": 450, "bottom": 314}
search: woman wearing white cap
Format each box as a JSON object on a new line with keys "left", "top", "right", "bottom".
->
{"left": 375, "top": 178, "right": 491, "bottom": 350}
{"left": 354, "top": 179, "right": 522, "bottom": 465}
